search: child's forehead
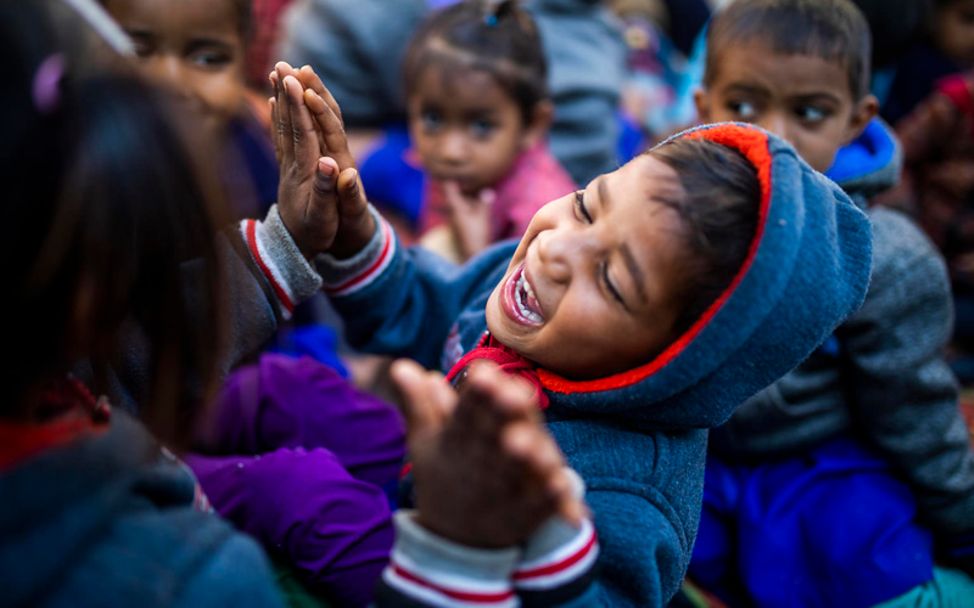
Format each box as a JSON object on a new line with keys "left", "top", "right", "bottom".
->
{"left": 106, "top": 0, "right": 244, "bottom": 39}
{"left": 710, "top": 42, "right": 856, "bottom": 100}
{"left": 410, "top": 63, "right": 510, "bottom": 104}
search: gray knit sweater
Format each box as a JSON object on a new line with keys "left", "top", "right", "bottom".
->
{"left": 711, "top": 121, "right": 974, "bottom": 549}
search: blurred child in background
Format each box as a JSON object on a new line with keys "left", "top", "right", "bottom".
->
{"left": 0, "top": 1, "right": 284, "bottom": 604}
{"left": 693, "top": 0, "right": 974, "bottom": 605}
{"left": 882, "top": 0, "right": 974, "bottom": 124}
{"left": 101, "top": 0, "right": 279, "bottom": 219}
{"left": 404, "top": 0, "right": 575, "bottom": 262}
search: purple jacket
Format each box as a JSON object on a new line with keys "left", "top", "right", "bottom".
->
{"left": 185, "top": 354, "right": 405, "bottom": 607}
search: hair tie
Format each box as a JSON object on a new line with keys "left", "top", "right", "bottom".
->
{"left": 32, "top": 54, "right": 64, "bottom": 114}
{"left": 485, "top": 14, "right": 498, "bottom": 26}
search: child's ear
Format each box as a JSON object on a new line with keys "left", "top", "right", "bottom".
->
{"left": 521, "top": 100, "right": 554, "bottom": 150}
{"left": 843, "top": 94, "right": 879, "bottom": 145}
{"left": 694, "top": 88, "right": 712, "bottom": 123}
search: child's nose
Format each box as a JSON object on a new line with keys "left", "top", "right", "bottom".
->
{"left": 537, "top": 228, "right": 584, "bottom": 284}
{"left": 146, "top": 55, "right": 189, "bottom": 98}
{"left": 439, "top": 130, "right": 468, "bottom": 164}
{"left": 759, "top": 112, "right": 793, "bottom": 145}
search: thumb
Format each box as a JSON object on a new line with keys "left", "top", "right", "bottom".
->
{"left": 390, "top": 359, "right": 457, "bottom": 442}
{"left": 337, "top": 168, "right": 369, "bottom": 222}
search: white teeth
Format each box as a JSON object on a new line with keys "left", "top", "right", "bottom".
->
{"left": 515, "top": 272, "right": 543, "bottom": 323}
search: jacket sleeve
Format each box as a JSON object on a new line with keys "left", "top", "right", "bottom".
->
{"left": 841, "top": 210, "right": 974, "bottom": 566}
{"left": 316, "top": 207, "right": 510, "bottom": 369}
{"left": 221, "top": 205, "right": 322, "bottom": 371}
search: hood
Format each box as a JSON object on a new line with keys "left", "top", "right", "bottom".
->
{"left": 825, "top": 117, "right": 902, "bottom": 202}
{"left": 0, "top": 411, "right": 203, "bottom": 606}
{"left": 538, "top": 123, "right": 873, "bottom": 430}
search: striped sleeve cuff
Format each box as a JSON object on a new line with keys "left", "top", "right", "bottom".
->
{"left": 513, "top": 518, "right": 598, "bottom": 598}
{"left": 316, "top": 205, "right": 396, "bottom": 297}
{"left": 239, "top": 205, "right": 322, "bottom": 319}
{"left": 513, "top": 469, "right": 598, "bottom": 603}
{"left": 379, "top": 510, "right": 520, "bottom": 608}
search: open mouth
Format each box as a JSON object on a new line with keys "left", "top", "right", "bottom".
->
{"left": 504, "top": 264, "right": 544, "bottom": 326}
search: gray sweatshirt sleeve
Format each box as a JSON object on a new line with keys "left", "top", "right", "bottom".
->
{"left": 843, "top": 208, "right": 974, "bottom": 541}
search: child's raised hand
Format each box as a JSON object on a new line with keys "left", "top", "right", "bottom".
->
{"left": 391, "top": 359, "right": 585, "bottom": 548}
{"left": 270, "top": 66, "right": 340, "bottom": 259}
{"left": 442, "top": 181, "right": 495, "bottom": 261}
{"left": 270, "top": 62, "right": 375, "bottom": 259}
{"left": 275, "top": 64, "right": 375, "bottom": 258}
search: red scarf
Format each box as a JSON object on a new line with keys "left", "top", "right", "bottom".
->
{"left": 445, "top": 333, "right": 550, "bottom": 410}
{"left": 0, "top": 377, "right": 110, "bottom": 472}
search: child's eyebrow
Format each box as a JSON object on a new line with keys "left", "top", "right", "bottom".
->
{"left": 597, "top": 178, "right": 649, "bottom": 306}
{"left": 789, "top": 92, "right": 842, "bottom": 106}
{"left": 722, "top": 83, "right": 769, "bottom": 97}
{"left": 186, "top": 37, "right": 235, "bottom": 50}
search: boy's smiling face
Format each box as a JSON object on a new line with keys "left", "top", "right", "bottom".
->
{"left": 104, "top": 0, "right": 246, "bottom": 131}
{"left": 695, "top": 43, "right": 876, "bottom": 172}
{"left": 485, "top": 155, "right": 690, "bottom": 379}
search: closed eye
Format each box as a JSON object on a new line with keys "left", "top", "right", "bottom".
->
{"left": 574, "top": 190, "right": 592, "bottom": 223}
{"left": 601, "top": 261, "right": 626, "bottom": 308}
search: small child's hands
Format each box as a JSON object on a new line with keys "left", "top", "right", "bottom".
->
{"left": 391, "top": 359, "right": 585, "bottom": 549}
{"left": 442, "top": 181, "right": 494, "bottom": 261}
{"left": 269, "top": 62, "right": 375, "bottom": 259}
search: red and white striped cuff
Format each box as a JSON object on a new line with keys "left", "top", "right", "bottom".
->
{"left": 241, "top": 217, "right": 297, "bottom": 318}
{"left": 513, "top": 518, "right": 599, "bottom": 592}
{"left": 322, "top": 218, "right": 396, "bottom": 297}
{"left": 383, "top": 561, "right": 518, "bottom": 608}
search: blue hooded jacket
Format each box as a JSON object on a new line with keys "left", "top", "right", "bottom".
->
{"left": 318, "top": 123, "right": 873, "bottom": 606}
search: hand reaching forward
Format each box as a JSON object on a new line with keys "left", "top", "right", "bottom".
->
{"left": 391, "top": 359, "right": 586, "bottom": 549}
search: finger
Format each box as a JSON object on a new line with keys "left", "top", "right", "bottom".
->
{"left": 337, "top": 168, "right": 370, "bottom": 222}
{"left": 464, "top": 361, "right": 540, "bottom": 421}
{"left": 269, "top": 97, "right": 283, "bottom": 165}
{"left": 441, "top": 181, "right": 466, "bottom": 217}
{"left": 547, "top": 468, "right": 587, "bottom": 525}
{"left": 275, "top": 70, "right": 295, "bottom": 167}
{"left": 298, "top": 64, "right": 344, "bottom": 125}
{"left": 502, "top": 423, "right": 565, "bottom": 476}
{"left": 479, "top": 188, "right": 496, "bottom": 207}
{"left": 311, "top": 155, "right": 340, "bottom": 221}
{"left": 274, "top": 61, "right": 297, "bottom": 81}
{"left": 283, "top": 75, "right": 317, "bottom": 169}
{"left": 304, "top": 88, "right": 355, "bottom": 170}
{"left": 391, "top": 359, "right": 456, "bottom": 440}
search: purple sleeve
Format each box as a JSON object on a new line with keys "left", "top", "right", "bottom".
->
{"left": 196, "top": 353, "right": 405, "bottom": 487}
{"left": 185, "top": 449, "right": 394, "bottom": 607}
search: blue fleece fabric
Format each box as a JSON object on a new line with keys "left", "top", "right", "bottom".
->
{"left": 825, "top": 119, "right": 898, "bottom": 187}
{"left": 0, "top": 411, "right": 284, "bottom": 608}
{"left": 330, "top": 124, "right": 873, "bottom": 605}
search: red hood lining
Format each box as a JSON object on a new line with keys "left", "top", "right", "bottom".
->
{"left": 537, "top": 124, "right": 774, "bottom": 395}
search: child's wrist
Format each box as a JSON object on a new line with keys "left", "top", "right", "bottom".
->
{"left": 329, "top": 213, "right": 377, "bottom": 259}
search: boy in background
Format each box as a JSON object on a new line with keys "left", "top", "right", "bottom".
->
{"left": 692, "top": 1, "right": 974, "bottom": 605}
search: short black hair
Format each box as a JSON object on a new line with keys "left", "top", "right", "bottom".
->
{"left": 402, "top": 0, "right": 548, "bottom": 123}
{"left": 647, "top": 138, "right": 761, "bottom": 336}
{"left": 231, "top": 0, "right": 253, "bottom": 44}
{"left": 2, "top": 0, "right": 229, "bottom": 446}
{"left": 706, "top": 0, "right": 873, "bottom": 100}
